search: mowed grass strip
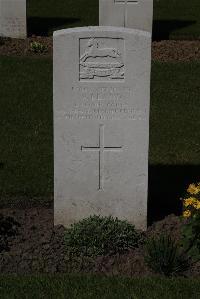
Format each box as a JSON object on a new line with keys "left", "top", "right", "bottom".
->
{"left": 27, "top": 0, "right": 200, "bottom": 39}
{"left": 150, "top": 62, "right": 200, "bottom": 165}
{"left": 0, "top": 57, "right": 53, "bottom": 198}
{"left": 0, "top": 275, "right": 200, "bottom": 299}
{"left": 153, "top": 0, "right": 200, "bottom": 39}
{"left": 27, "top": 0, "right": 99, "bottom": 35}
{"left": 0, "top": 56, "right": 200, "bottom": 199}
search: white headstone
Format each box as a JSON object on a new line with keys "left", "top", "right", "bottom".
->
{"left": 99, "top": 0, "right": 153, "bottom": 33}
{"left": 0, "top": 0, "right": 26, "bottom": 38}
{"left": 54, "top": 26, "right": 151, "bottom": 230}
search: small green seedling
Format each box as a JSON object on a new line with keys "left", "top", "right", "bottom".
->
{"left": 30, "top": 41, "right": 48, "bottom": 54}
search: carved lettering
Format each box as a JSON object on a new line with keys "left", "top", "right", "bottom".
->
{"left": 1, "top": 17, "right": 25, "bottom": 34}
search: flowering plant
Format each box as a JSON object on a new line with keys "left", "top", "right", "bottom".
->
{"left": 181, "top": 183, "right": 200, "bottom": 261}
{"left": 182, "top": 183, "right": 200, "bottom": 218}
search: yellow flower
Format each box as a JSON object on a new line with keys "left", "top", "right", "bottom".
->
{"left": 187, "top": 183, "right": 200, "bottom": 195}
{"left": 183, "top": 210, "right": 191, "bottom": 218}
{"left": 196, "top": 201, "right": 200, "bottom": 210}
{"left": 193, "top": 200, "right": 200, "bottom": 210}
{"left": 184, "top": 197, "right": 197, "bottom": 207}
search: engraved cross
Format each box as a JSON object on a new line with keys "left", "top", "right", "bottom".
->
{"left": 81, "top": 124, "right": 123, "bottom": 191}
{"left": 114, "top": 0, "right": 139, "bottom": 27}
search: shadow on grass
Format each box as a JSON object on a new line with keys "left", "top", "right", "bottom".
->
{"left": 152, "top": 19, "right": 196, "bottom": 40}
{"left": 148, "top": 164, "right": 200, "bottom": 225}
{"left": 27, "top": 17, "right": 80, "bottom": 36}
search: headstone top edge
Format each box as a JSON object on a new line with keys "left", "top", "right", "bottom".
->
{"left": 53, "top": 26, "right": 151, "bottom": 38}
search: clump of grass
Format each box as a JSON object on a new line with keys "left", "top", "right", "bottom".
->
{"left": 144, "top": 234, "right": 189, "bottom": 277}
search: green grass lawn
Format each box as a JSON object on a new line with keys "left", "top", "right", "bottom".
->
{"left": 153, "top": 0, "right": 200, "bottom": 39}
{"left": 26, "top": 0, "right": 200, "bottom": 39}
{"left": 0, "top": 56, "right": 200, "bottom": 216}
{"left": 149, "top": 61, "right": 200, "bottom": 221}
{"left": 0, "top": 275, "right": 200, "bottom": 299}
{"left": 150, "top": 62, "right": 200, "bottom": 165}
{"left": 0, "top": 57, "right": 53, "bottom": 200}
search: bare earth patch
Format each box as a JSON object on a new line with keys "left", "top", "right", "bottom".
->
{"left": 0, "top": 208, "right": 199, "bottom": 277}
{"left": 0, "top": 37, "right": 53, "bottom": 57}
{"left": 1, "top": 37, "right": 200, "bottom": 61}
{"left": 152, "top": 40, "right": 200, "bottom": 62}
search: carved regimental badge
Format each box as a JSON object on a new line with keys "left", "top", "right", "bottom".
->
{"left": 79, "top": 38, "right": 125, "bottom": 81}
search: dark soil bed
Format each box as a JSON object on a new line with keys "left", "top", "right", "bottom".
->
{"left": 0, "top": 36, "right": 53, "bottom": 57}
{"left": 1, "top": 37, "right": 200, "bottom": 61}
{"left": 0, "top": 208, "right": 199, "bottom": 277}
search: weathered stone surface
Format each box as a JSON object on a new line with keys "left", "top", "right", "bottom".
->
{"left": 0, "top": 0, "right": 26, "bottom": 38}
{"left": 99, "top": 0, "right": 153, "bottom": 33}
{"left": 54, "top": 26, "right": 151, "bottom": 230}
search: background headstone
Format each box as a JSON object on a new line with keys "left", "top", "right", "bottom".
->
{"left": 99, "top": 0, "right": 153, "bottom": 33}
{"left": 0, "top": 0, "right": 26, "bottom": 38}
{"left": 54, "top": 26, "right": 151, "bottom": 230}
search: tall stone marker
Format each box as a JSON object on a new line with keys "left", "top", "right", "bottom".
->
{"left": 0, "top": 0, "right": 26, "bottom": 38}
{"left": 99, "top": 0, "right": 153, "bottom": 33}
{"left": 54, "top": 27, "right": 151, "bottom": 230}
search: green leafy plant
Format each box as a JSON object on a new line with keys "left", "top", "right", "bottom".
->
{"left": 30, "top": 41, "right": 48, "bottom": 54}
{"left": 64, "top": 215, "right": 141, "bottom": 258}
{"left": 181, "top": 213, "right": 200, "bottom": 262}
{"left": 144, "top": 234, "right": 189, "bottom": 277}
